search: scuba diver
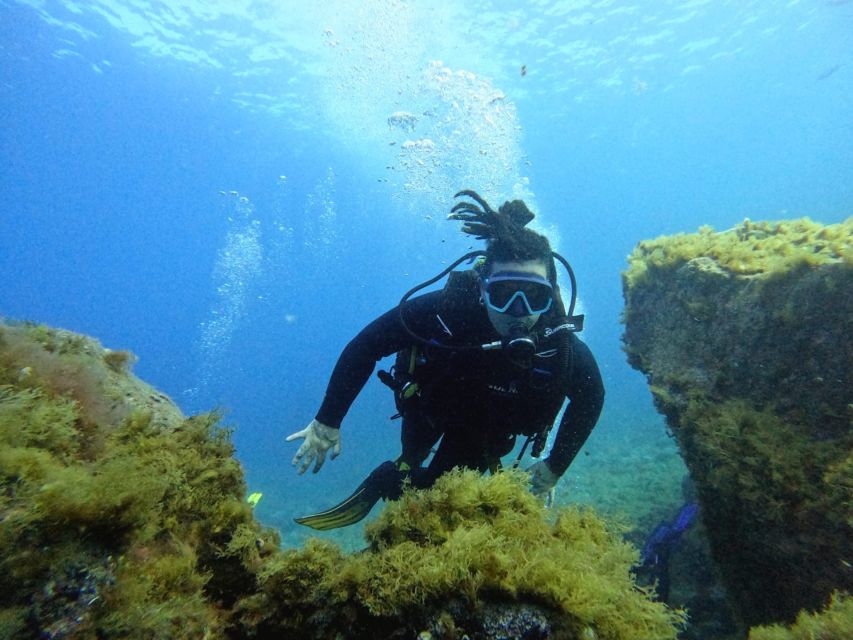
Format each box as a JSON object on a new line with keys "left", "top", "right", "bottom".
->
{"left": 286, "top": 190, "right": 605, "bottom": 530}
{"left": 636, "top": 502, "right": 700, "bottom": 602}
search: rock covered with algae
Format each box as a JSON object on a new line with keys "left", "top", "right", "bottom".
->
{"left": 748, "top": 592, "right": 853, "bottom": 640}
{"left": 0, "top": 319, "right": 684, "bottom": 639}
{"left": 621, "top": 217, "right": 853, "bottom": 628}
{"left": 0, "top": 320, "right": 278, "bottom": 638}
{"left": 239, "top": 467, "right": 685, "bottom": 639}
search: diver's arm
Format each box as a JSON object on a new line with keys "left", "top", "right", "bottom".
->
{"left": 314, "top": 291, "right": 442, "bottom": 429}
{"left": 545, "top": 337, "right": 605, "bottom": 477}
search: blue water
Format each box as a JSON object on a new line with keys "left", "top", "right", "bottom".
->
{"left": 2, "top": 0, "right": 851, "bottom": 548}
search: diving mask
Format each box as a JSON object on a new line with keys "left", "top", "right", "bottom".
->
{"left": 482, "top": 272, "right": 553, "bottom": 316}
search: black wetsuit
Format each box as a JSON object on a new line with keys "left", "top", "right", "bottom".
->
{"left": 315, "top": 281, "right": 604, "bottom": 489}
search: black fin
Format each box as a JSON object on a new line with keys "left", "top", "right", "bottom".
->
{"left": 294, "top": 461, "right": 403, "bottom": 531}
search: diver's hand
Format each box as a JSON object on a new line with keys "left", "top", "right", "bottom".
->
{"left": 527, "top": 459, "right": 559, "bottom": 497}
{"left": 286, "top": 419, "right": 341, "bottom": 474}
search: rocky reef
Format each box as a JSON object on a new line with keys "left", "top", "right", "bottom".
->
{"left": 0, "top": 320, "right": 684, "bottom": 639}
{"left": 621, "top": 218, "right": 853, "bottom": 628}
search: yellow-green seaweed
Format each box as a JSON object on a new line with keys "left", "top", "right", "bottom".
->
{"left": 0, "top": 321, "right": 273, "bottom": 638}
{"left": 243, "top": 469, "right": 685, "bottom": 639}
{"left": 623, "top": 217, "right": 852, "bottom": 290}
{"left": 749, "top": 593, "right": 853, "bottom": 640}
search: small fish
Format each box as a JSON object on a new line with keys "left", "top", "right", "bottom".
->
{"left": 816, "top": 64, "right": 841, "bottom": 82}
{"left": 520, "top": 64, "right": 527, "bottom": 77}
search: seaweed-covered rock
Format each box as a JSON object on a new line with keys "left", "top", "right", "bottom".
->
{"left": 0, "top": 320, "right": 684, "bottom": 639}
{"left": 0, "top": 321, "right": 276, "bottom": 639}
{"left": 621, "top": 218, "right": 853, "bottom": 628}
{"left": 241, "top": 468, "right": 685, "bottom": 639}
{"left": 748, "top": 593, "right": 853, "bottom": 640}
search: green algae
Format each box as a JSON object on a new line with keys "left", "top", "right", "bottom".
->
{"left": 623, "top": 217, "right": 852, "bottom": 290}
{"left": 0, "top": 394, "right": 266, "bottom": 637}
{"left": 0, "top": 320, "right": 274, "bottom": 638}
{"left": 749, "top": 593, "right": 853, "bottom": 640}
{"left": 678, "top": 397, "right": 852, "bottom": 561}
{"left": 0, "top": 322, "right": 183, "bottom": 435}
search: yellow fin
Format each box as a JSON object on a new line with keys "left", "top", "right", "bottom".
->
{"left": 247, "top": 492, "right": 263, "bottom": 507}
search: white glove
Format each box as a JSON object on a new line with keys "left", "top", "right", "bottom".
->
{"left": 286, "top": 419, "right": 341, "bottom": 474}
{"left": 527, "top": 459, "right": 560, "bottom": 497}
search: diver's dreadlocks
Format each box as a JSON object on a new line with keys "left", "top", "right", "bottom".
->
{"left": 449, "top": 189, "right": 554, "bottom": 281}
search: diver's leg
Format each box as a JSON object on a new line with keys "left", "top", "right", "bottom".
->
{"left": 398, "top": 410, "right": 442, "bottom": 469}
{"left": 410, "top": 423, "right": 518, "bottom": 489}
{"left": 406, "top": 426, "right": 489, "bottom": 488}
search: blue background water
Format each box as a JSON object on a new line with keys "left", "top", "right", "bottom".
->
{"left": 1, "top": 0, "right": 851, "bottom": 548}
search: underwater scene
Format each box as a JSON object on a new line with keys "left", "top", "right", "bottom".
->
{"left": 1, "top": 1, "right": 851, "bottom": 638}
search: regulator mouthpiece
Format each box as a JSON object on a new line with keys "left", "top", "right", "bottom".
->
{"left": 505, "top": 325, "right": 537, "bottom": 367}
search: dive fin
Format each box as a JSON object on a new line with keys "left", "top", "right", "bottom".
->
{"left": 294, "top": 486, "right": 377, "bottom": 530}
{"left": 294, "top": 460, "right": 402, "bottom": 531}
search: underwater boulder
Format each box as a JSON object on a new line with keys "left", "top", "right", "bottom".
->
{"left": 621, "top": 218, "right": 853, "bottom": 628}
{"left": 0, "top": 320, "right": 276, "bottom": 638}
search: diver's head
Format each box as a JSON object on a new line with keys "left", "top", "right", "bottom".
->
{"left": 446, "top": 190, "right": 565, "bottom": 366}
{"left": 449, "top": 189, "right": 557, "bottom": 339}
